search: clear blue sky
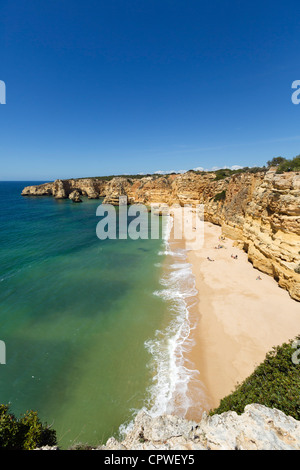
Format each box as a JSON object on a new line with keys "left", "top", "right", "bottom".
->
{"left": 1, "top": 0, "right": 300, "bottom": 180}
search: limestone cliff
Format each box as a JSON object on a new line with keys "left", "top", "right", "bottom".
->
{"left": 21, "top": 178, "right": 107, "bottom": 199}
{"left": 198, "top": 169, "right": 300, "bottom": 302}
{"left": 21, "top": 169, "right": 300, "bottom": 300}
{"left": 100, "top": 404, "right": 300, "bottom": 450}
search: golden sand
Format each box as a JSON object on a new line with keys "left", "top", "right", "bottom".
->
{"left": 169, "top": 220, "right": 300, "bottom": 418}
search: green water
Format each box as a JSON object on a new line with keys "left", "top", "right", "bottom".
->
{"left": 0, "top": 182, "right": 170, "bottom": 448}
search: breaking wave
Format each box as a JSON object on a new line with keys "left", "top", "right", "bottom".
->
{"left": 145, "top": 214, "right": 206, "bottom": 420}
{"left": 119, "top": 214, "right": 207, "bottom": 437}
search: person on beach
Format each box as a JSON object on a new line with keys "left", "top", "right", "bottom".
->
{"left": 207, "top": 257, "right": 215, "bottom": 261}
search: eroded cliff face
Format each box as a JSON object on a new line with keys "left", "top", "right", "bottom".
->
{"left": 21, "top": 178, "right": 107, "bottom": 199}
{"left": 199, "top": 169, "right": 300, "bottom": 302}
{"left": 21, "top": 169, "right": 300, "bottom": 300}
{"left": 100, "top": 404, "right": 300, "bottom": 450}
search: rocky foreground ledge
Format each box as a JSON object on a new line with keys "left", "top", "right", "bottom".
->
{"left": 101, "top": 404, "right": 300, "bottom": 451}
{"left": 37, "top": 404, "right": 300, "bottom": 450}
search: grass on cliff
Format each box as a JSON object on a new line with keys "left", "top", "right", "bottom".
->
{"left": 210, "top": 336, "right": 300, "bottom": 420}
{"left": 213, "top": 190, "right": 227, "bottom": 202}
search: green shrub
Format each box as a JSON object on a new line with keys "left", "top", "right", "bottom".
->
{"left": 213, "top": 190, "right": 226, "bottom": 202}
{"left": 247, "top": 166, "right": 267, "bottom": 173}
{"left": 0, "top": 405, "right": 57, "bottom": 450}
{"left": 214, "top": 169, "right": 230, "bottom": 181}
{"left": 267, "top": 156, "right": 286, "bottom": 167}
{"left": 210, "top": 336, "right": 300, "bottom": 420}
{"left": 275, "top": 155, "right": 300, "bottom": 173}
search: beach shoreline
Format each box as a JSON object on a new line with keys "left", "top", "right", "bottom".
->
{"left": 167, "top": 219, "right": 300, "bottom": 418}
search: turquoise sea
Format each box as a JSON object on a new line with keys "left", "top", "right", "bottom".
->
{"left": 0, "top": 182, "right": 199, "bottom": 449}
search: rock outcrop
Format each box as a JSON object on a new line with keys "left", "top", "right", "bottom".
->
{"left": 21, "top": 169, "right": 300, "bottom": 300}
{"left": 35, "top": 404, "right": 300, "bottom": 450}
{"left": 53, "top": 179, "right": 67, "bottom": 199}
{"left": 100, "top": 404, "right": 300, "bottom": 450}
{"left": 69, "top": 190, "right": 82, "bottom": 203}
{"left": 21, "top": 178, "right": 106, "bottom": 199}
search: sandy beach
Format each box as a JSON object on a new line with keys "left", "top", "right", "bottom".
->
{"left": 172, "top": 220, "right": 300, "bottom": 419}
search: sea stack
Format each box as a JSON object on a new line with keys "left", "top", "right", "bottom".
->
{"left": 68, "top": 190, "right": 82, "bottom": 203}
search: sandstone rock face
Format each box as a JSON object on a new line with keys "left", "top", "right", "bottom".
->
{"left": 100, "top": 404, "right": 300, "bottom": 450}
{"left": 68, "top": 178, "right": 104, "bottom": 199}
{"left": 53, "top": 179, "right": 67, "bottom": 199}
{"left": 21, "top": 170, "right": 300, "bottom": 300}
{"left": 102, "top": 177, "right": 132, "bottom": 205}
{"left": 170, "top": 171, "right": 216, "bottom": 206}
{"left": 21, "top": 182, "right": 53, "bottom": 196}
{"left": 199, "top": 170, "right": 300, "bottom": 301}
{"left": 22, "top": 178, "right": 106, "bottom": 199}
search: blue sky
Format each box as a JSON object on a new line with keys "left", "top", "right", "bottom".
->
{"left": 1, "top": 0, "right": 300, "bottom": 180}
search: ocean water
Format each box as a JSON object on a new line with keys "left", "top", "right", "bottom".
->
{"left": 0, "top": 182, "right": 199, "bottom": 448}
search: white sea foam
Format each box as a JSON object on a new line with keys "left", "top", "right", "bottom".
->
{"left": 144, "top": 221, "right": 205, "bottom": 421}
{"left": 119, "top": 216, "right": 206, "bottom": 437}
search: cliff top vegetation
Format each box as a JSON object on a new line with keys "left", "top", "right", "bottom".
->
{"left": 210, "top": 336, "right": 300, "bottom": 421}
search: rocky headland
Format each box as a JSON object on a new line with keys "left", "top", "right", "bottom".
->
{"left": 22, "top": 169, "right": 300, "bottom": 301}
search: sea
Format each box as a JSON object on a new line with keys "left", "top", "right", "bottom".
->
{"left": 0, "top": 181, "right": 200, "bottom": 449}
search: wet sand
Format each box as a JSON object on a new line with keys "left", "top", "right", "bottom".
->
{"left": 172, "top": 220, "right": 300, "bottom": 417}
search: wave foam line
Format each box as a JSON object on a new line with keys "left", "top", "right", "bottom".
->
{"left": 119, "top": 215, "right": 206, "bottom": 437}
{"left": 144, "top": 221, "right": 205, "bottom": 420}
